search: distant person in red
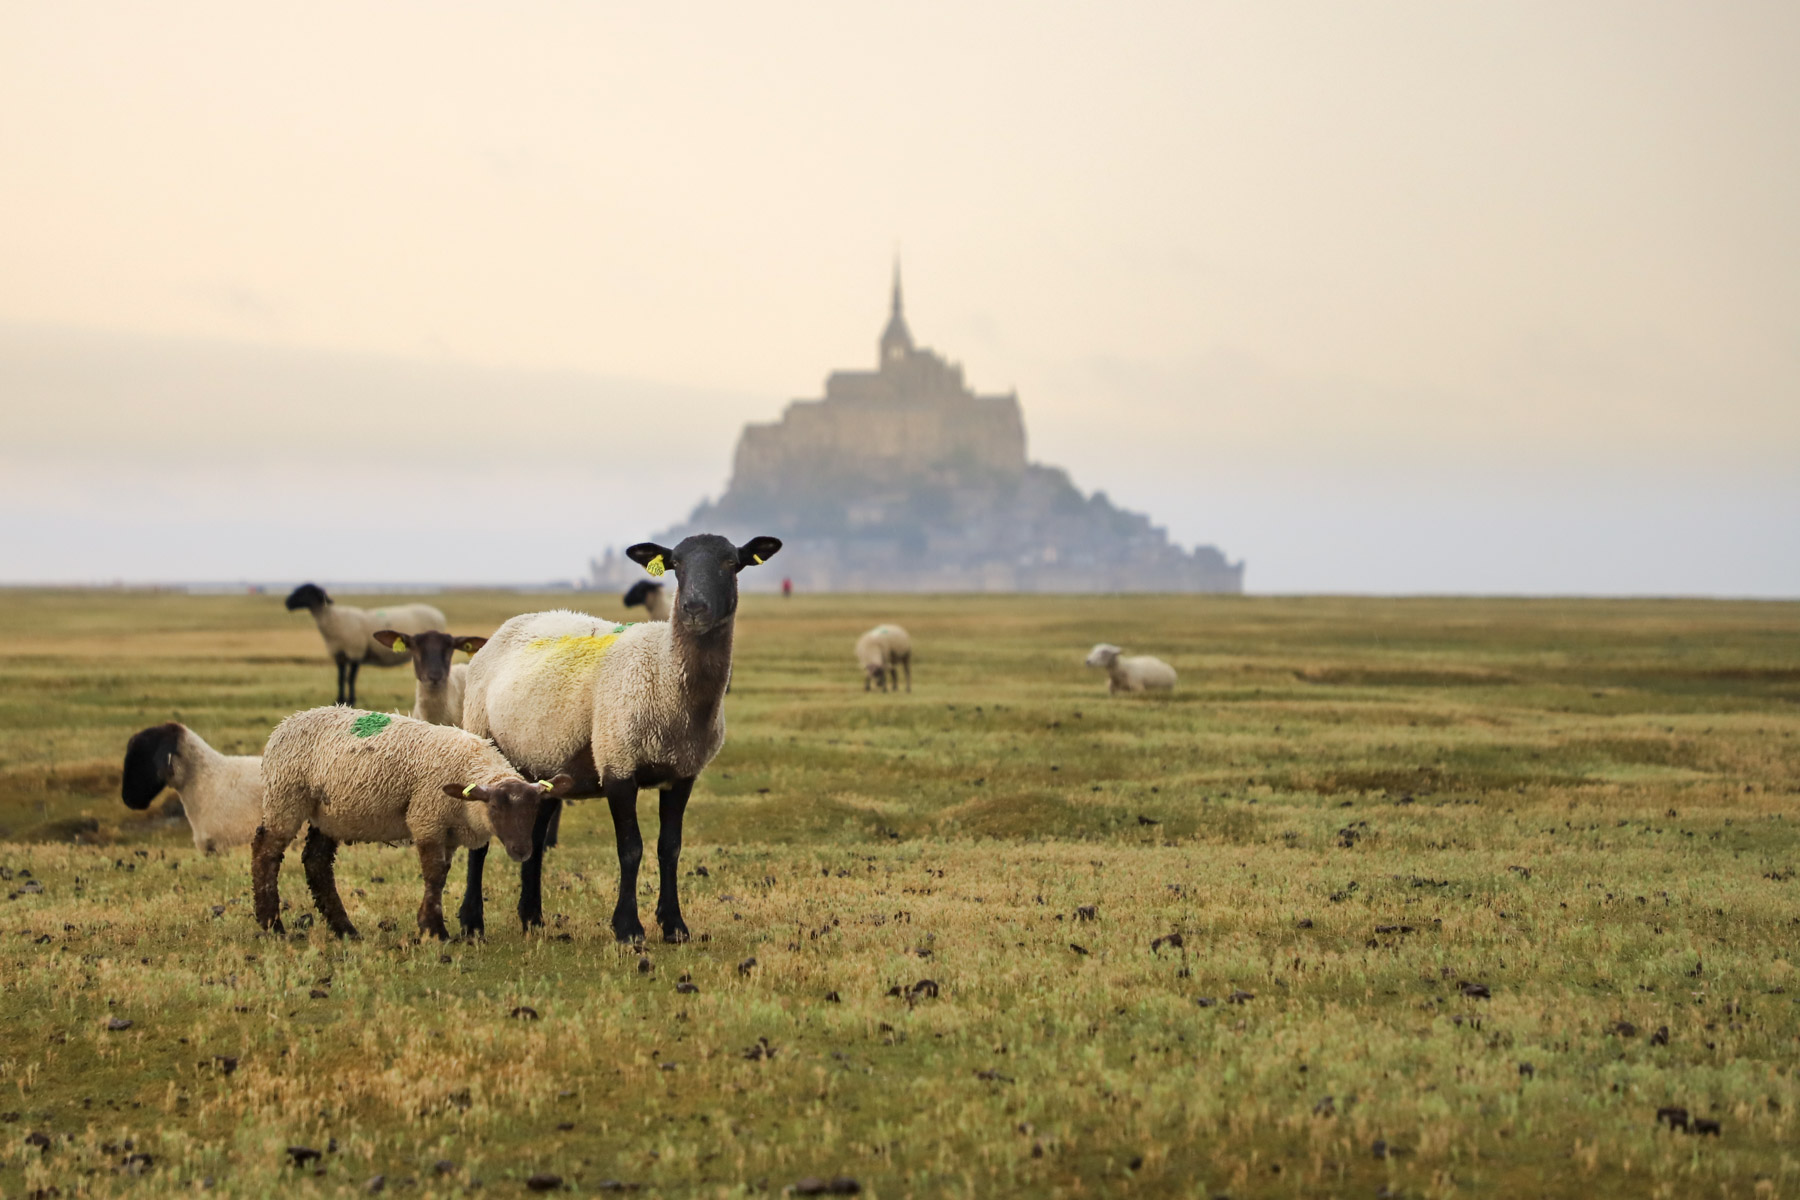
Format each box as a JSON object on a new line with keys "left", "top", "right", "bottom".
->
{"left": 782, "top": 577, "right": 793, "bottom": 598}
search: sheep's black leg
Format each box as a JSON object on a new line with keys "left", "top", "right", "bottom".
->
{"left": 251, "top": 825, "right": 289, "bottom": 934}
{"left": 903, "top": 654, "right": 912, "bottom": 693}
{"left": 334, "top": 653, "right": 349, "bottom": 705}
{"left": 302, "top": 826, "right": 358, "bottom": 938}
{"left": 346, "top": 660, "right": 361, "bottom": 708}
{"left": 458, "top": 845, "right": 487, "bottom": 938}
{"left": 655, "top": 778, "right": 694, "bottom": 943}
{"left": 417, "top": 839, "right": 452, "bottom": 940}
{"left": 517, "top": 794, "right": 563, "bottom": 932}
{"left": 604, "top": 778, "right": 646, "bottom": 943}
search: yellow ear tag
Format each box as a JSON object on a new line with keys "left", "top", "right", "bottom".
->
{"left": 539, "top": 780, "right": 554, "bottom": 791}
{"left": 646, "top": 554, "right": 665, "bottom": 577}
{"left": 394, "top": 637, "right": 406, "bottom": 652}
{"left": 462, "top": 784, "right": 476, "bottom": 798}
{"left": 753, "top": 554, "right": 764, "bottom": 564}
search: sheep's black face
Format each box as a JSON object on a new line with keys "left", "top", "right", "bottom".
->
{"left": 622, "top": 580, "right": 663, "bottom": 610}
{"left": 122, "top": 723, "right": 183, "bottom": 809}
{"left": 627, "top": 534, "right": 782, "bottom": 636}
{"left": 285, "top": 583, "right": 329, "bottom": 612}
{"left": 446, "top": 774, "right": 574, "bottom": 862}
{"left": 373, "top": 630, "right": 486, "bottom": 685}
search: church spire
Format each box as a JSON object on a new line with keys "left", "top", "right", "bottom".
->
{"left": 880, "top": 258, "right": 914, "bottom": 367}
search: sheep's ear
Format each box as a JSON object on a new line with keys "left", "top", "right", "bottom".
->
{"left": 446, "top": 782, "right": 489, "bottom": 802}
{"left": 538, "top": 773, "right": 577, "bottom": 798}
{"left": 454, "top": 636, "right": 488, "bottom": 655}
{"left": 626, "top": 542, "right": 674, "bottom": 577}
{"left": 736, "top": 536, "right": 782, "bottom": 567}
{"left": 372, "top": 629, "right": 405, "bottom": 651}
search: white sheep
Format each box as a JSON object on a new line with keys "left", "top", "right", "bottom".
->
{"left": 1085, "top": 643, "right": 1178, "bottom": 693}
{"left": 373, "top": 629, "right": 488, "bottom": 726}
{"left": 460, "top": 532, "right": 782, "bottom": 941}
{"left": 284, "top": 583, "right": 447, "bottom": 707}
{"left": 855, "top": 624, "right": 913, "bottom": 692}
{"left": 253, "top": 706, "right": 573, "bottom": 939}
{"left": 121, "top": 723, "right": 264, "bottom": 851}
{"left": 621, "top": 580, "right": 671, "bottom": 621}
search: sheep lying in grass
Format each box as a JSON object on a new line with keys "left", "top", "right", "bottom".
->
{"left": 121, "top": 723, "right": 263, "bottom": 851}
{"left": 284, "top": 583, "right": 447, "bottom": 707}
{"left": 1085, "top": 643, "right": 1177, "bottom": 694}
{"left": 254, "top": 706, "right": 574, "bottom": 939}
{"left": 460, "top": 532, "right": 782, "bottom": 941}
{"left": 373, "top": 629, "right": 487, "bottom": 726}
{"left": 855, "top": 624, "right": 912, "bottom": 692}
{"left": 622, "top": 580, "right": 671, "bottom": 621}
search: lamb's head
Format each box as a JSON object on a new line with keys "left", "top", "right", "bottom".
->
{"left": 122, "top": 722, "right": 184, "bottom": 809}
{"left": 1085, "top": 644, "right": 1122, "bottom": 669}
{"left": 374, "top": 629, "right": 486, "bottom": 688}
{"left": 627, "top": 534, "right": 783, "bottom": 635}
{"left": 284, "top": 582, "right": 330, "bottom": 612}
{"left": 446, "top": 774, "right": 576, "bottom": 862}
{"left": 621, "top": 580, "right": 663, "bottom": 611}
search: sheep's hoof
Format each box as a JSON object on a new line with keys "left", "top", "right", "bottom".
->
{"left": 331, "top": 925, "right": 361, "bottom": 941}
{"left": 612, "top": 916, "right": 646, "bottom": 944}
{"left": 659, "top": 920, "right": 691, "bottom": 944}
{"left": 456, "top": 926, "right": 485, "bottom": 942}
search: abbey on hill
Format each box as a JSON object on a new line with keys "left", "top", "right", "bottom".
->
{"left": 595, "top": 270, "right": 1244, "bottom": 593}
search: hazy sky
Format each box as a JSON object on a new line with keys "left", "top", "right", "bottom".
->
{"left": 2, "top": 3, "right": 1796, "bottom": 592}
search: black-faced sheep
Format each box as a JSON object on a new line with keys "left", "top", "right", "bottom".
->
{"left": 284, "top": 583, "right": 447, "bottom": 706}
{"left": 121, "top": 723, "right": 263, "bottom": 851}
{"left": 855, "top": 624, "right": 912, "bottom": 692}
{"left": 459, "top": 532, "right": 782, "bottom": 941}
{"left": 1085, "top": 643, "right": 1177, "bottom": 693}
{"left": 622, "top": 580, "right": 671, "bottom": 621}
{"left": 253, "top": 706, "right": 574, "bottom": 939}
{"left": 373, "top": 629, "right": 487, "bottom": 726}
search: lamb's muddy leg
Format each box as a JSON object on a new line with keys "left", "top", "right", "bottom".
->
{"left": 655, "top": 778, "right": 694, "bottom": 943}
{"left": 302, "top": 826, "right": 358, "bottom": 938}
{"left": 416, "top": 839, "right": 452, "bottom": 940}
{"left": 251, "top": 825, "right": 293, "bottom": 934}
{"left": 458, "top": 845, "right": 487, "bottom": 938}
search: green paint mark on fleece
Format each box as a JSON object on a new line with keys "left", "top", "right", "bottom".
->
{"left": 351, "top": 712, "right": 393, "bottom": 738}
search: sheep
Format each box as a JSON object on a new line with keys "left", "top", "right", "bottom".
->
{"left": 622, "top": 580, "right": 671, "bottom": 621}
{"left": 855, "top": 624, "right": 912, "bottom": 692}
{"left": 1085, "top": 643, "right": 1177, "bottom": 694}
{"left": 121, "top": 723, "right": 264, "bottom": 851}
{"left": 284, "top": 583, "right": 447, "bottom": 707}
{"left": 459, "top": 532, "right": 783, "bottom": 942}
{"left": 373, "top": 629, "right": 487, "bottom": 726}
{"left": 252, "top": 705, "right": 574, "bottom": 939}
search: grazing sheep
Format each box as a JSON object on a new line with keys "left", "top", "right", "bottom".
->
{"left": 855, "top": 624, "right": 912, "bottom": 692}
{"left": 284, "top": 583, "right": 447, "bottom": 707}
{"left": 1085, "top": 643, "right": 1177, "bottom": 694}
{"left": 121, "top": 723, "right": 263, "bottom": 851}
{"left": 373, "top": 629, "right": 487, "bottom": 726}
{"left": 460, "top": 532, "right": 782, "bottom": 941}
{"left": 253, "top": 706, "right": 574, "bottom": 939}
{"left": 622, "top": 580, "right": 671, "bottom": 621}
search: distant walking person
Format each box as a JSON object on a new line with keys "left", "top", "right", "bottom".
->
{"left": 782, "top": 577, "right": 793, "bottom": 598}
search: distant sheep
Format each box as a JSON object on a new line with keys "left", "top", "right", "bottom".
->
{"left": 622, "top": 580, "right": 671, "bottom": 621}
{"left": 284, "top": 583, "right": 447, "bottom": 707}
{"left": 460, "top": 532, "right": 782, "bottom": 941}
{"left": 1085, "top": 643, "right": 1177, "bottom": 694}
{"left": 254, "top": 706, "right": 574, "bottom": 939}
{"left": 856, "top": 624, "right": 912, "bottom": 692}
{"left": 373, "top": 629, "right": 487, "bottom": 726}
{"left": 121, "top": 723, "right": 263, "bottom": 851}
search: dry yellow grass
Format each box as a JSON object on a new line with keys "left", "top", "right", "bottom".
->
{"left": 1, "top": 589, "right": 1797, "bottom": 1197}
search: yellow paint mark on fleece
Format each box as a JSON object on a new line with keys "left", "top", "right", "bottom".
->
{"left": 525, "top": 630, "right": 629, "bottom": 679}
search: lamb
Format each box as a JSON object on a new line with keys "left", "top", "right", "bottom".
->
{"left": 253, "top": 706, "right": 574, "bottom": 939}
{"left": 373, "top": 629, "right": 488, "bottom": 726}
{"left": 284, "top": 583, "right": 447, "bottom": 707}
{"left": 622, "top": 580, "right": 671, "bottom": 621}
{"left": 855, "top": 624, "right": 912, "bottom": 692}
{"left": 1085, "top": 643, "right": 1178, "bottom": 694}
{"left": 459, "top": 532, "right": 782, "bottom": 941}
{"left": 121, "top": 723, "right": 264, "bottom": 851}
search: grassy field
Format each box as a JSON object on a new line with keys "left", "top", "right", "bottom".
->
{"left": 0, "top": 588, "right": 1797, "bottom": 1198}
